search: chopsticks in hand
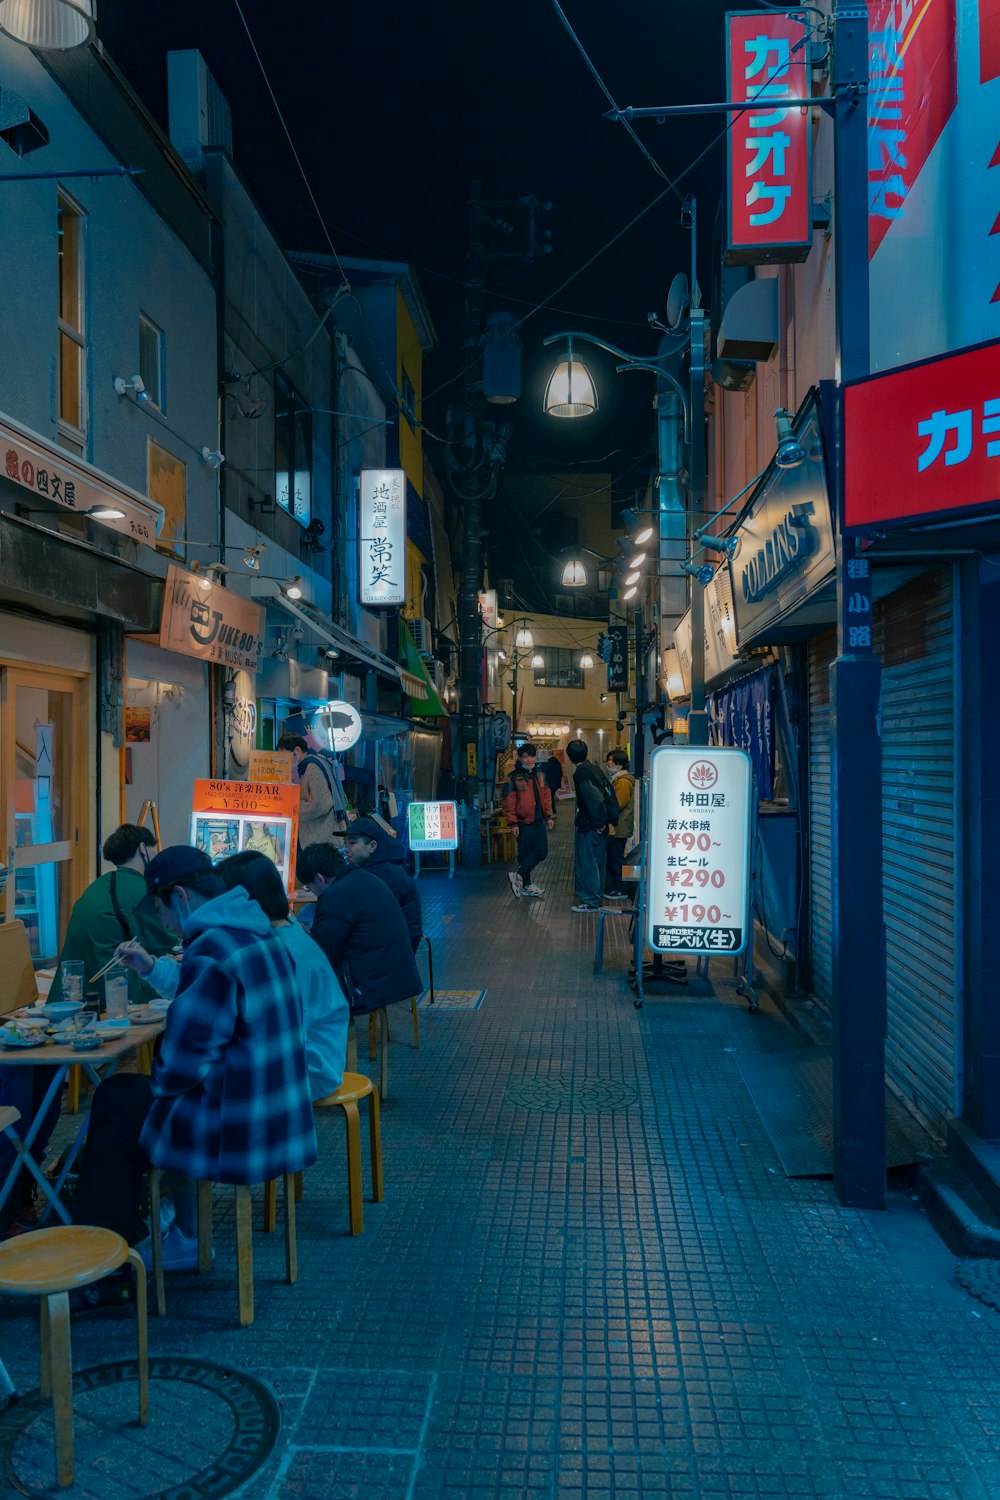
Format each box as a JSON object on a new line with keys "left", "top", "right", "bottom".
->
{"left": 89, "top": 939, "right": 140, "bottom": 984}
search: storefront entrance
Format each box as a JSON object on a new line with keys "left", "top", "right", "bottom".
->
{"left": 0, "top": 666, "right": 89, "bottom": 964}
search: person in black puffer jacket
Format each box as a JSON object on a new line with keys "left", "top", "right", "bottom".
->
{"left": 341, "top": 817, "right": 423, "bottom": 952}
{"left": 299, "top": 842, "right": 421, "bottom": 1014}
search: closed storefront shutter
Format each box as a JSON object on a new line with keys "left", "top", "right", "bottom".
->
{"left": 876, "top": 568, "right": 959, "bottom": 1131}
{"left": 807, "top": 629, "right": 837, "bottom": 1005}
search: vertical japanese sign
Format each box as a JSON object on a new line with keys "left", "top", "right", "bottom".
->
{"left": 408, "top": 800, "right": 459, "bottom": 851}
{"left": 726, "top": 9, "right": 812, "bottom": 264}
{"left": 645, "top": 747, "right": 753, "bottom": 956}
{"left": 607, "top": 625, "right": 629, "bottom": 693}
{"left": 360, "top": 469, "right": 406, "bottom": 607}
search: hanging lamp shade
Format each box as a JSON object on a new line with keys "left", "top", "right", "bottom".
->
{"left": 579, "top": 652, "right": 595, "bottom": 669}
{"left": 561, "top": 558, "right": 588, "bottom": 588}
{"left": 543, "top": 338, "right": 598, "bottom": 418}
{"left": 0, "top": 0, "right": 94, "bottom": 48}
{"left": 530, "top": 653, "right": 544, "bottom": 669}
{"left": 514, "top": 626, "right": 534, "bottom": 650}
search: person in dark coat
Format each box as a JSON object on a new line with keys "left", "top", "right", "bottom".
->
{"left": 298, "top": 842, "right": 421, "bottom": 1014}
{"left": 341, "top": 817, "right": 423, "bottom": 952}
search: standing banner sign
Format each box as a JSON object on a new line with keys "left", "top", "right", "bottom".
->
{"left": 645, "top": 747, "right": 753, "bottom": 956}
{"left": 191, "top": 779, "right": 300, "bottom": 893}
{"left": 408, "top": 800, "right": 459, "bottom": 852}
{"left": 725, "top": 9, "right": 812, "bottom": 265}
{"left": 359, "top": 469, "right": 406, "bottom": 607}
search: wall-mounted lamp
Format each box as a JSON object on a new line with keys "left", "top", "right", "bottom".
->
{"left": 623, "top": 585, "right": 638, "bottom": 601}
{"left": 625, "top": 570, "right": 641, "bottom": 587}
{"left": 271, "top": 634, "right": 289, "bottom": 662}
{"left": 17, "top": 502, "right": 126, "bottom": 522}
{"left": 320, "top": 647, "right": 340, "bottom": 662}
{"left": 113, "top": 375, "right": 147, "bottom": 402}
{"left": 774, "top": 408, "right": 806, "bottom": 470}
{"left": 243, "top": 546, "right": 264, "bottom": 573}
{"left": 200, "top": 446, "right": 225, "bottom": 469}
{"left": 282, "top": 576, "right": 304, "bottom": 601}
{"left": 620, "top": 507, "right": 655, "bottom": 546}
{"left": 680, "top": 560, "right": 716, "bottom": 587}
{"left": 497, "top": 648, "right": 508, "bottom": 662}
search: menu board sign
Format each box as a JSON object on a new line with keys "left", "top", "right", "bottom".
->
{"left": 408, "top": 800, "right": 459, "bottom": 852}
{"left": 191, "top": 778, "right": 300, "bottom": 892}
{"left": 247, "top": 750, "right": 293, "bottom": 784}
{"left": 645, "top": 747, "right": 752, "bottom": 956}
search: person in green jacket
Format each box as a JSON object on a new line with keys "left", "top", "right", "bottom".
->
{"left": 47, "top": 824, "right": 177, "bottom": 1006}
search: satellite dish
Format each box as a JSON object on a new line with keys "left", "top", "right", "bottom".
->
{"left": 665, "top": 272, "right": 690, "bottom": 332}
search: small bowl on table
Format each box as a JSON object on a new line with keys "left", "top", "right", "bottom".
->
{"left": 40, "top": 1000, "right": 84, "bottom": 1024}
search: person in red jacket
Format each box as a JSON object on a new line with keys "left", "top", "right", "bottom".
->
{"left": 501, "top": 743, "right": 555, "bottom": 899}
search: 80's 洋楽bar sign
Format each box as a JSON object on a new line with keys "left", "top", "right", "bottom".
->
{"left": 645, "top": 747, "right": 753, "bottom": 956}
{"left": 726, "top": 9, "right": 812, "bottom": 265}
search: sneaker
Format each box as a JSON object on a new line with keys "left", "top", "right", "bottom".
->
{"left": 508, "top": 871, "right": 523, "bottom": 899}
{"left": 69, "top": 1271, "right": 136, "bottom": 1318}
{"left": 604, "top": 891, "right": 629, "bottom": 901}
{"left": 523, "top": 884, "right": 544, "bottom": 898}
{"left": 571, "top": 903, "right": 603, "bottom": 913}
{"left": 136, "top": 1224, "right": 205, "bottom": 1274}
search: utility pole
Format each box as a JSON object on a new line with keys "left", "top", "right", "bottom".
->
{"left": 686, "top": 198, "right": 710, "bottom": 748}
{"left": 829, "top": 2, "right": 885, "bottom": 1208}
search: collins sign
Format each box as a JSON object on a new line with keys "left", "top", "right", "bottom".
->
{"left": 844, "top": 338, "right": 1000, "bottom": 532}
{"left": 725, "top": 9, "right": 812, "bottom": 265}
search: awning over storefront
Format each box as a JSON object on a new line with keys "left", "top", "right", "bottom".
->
{"left": 400, "top": 619, "right": 448, "bottom": 716}
{"left": 0, "top": 512, "right": 162, "bottom": 629}
{"left": 250, "top": 579, "right": 403, "bottom": 684}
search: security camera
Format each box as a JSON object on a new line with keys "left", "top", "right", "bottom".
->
{"left": 290, "top": 624, "right": 306, "bottom": 643}
{"left": 200, "top": 447, "right": 225, "bottom": 469}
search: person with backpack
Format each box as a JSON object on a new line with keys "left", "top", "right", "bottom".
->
{"left": 277, "top": 734, "right": 348, "bottom": 853}
{"left": 604, "top": 748, "right": 636, "bottom": 901}
{"left": 565, "top": 739, "right": 618, "bottom": 913}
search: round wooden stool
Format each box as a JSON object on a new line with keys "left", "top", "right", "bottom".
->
{"left": 314, "top": 1072, "right": 384, "bottom": 1235}
{"left": 0, "top": 1225, "right": 148, "bottom": 1488}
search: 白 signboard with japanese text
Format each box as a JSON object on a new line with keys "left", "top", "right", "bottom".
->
{"left": 360, "top": 468, "right": 405, "bottom": 607}
{"left": 607, "top": 625, "right": 629, "bottom": 693}
{"left": 191, "top": 778, "right": 300, "bottom": 892}
{"left": 159, "top": 565, "right": 263, "bottom": 671}
{"left": 408, "top": 800, "right": 459, "bottom": 852}
{"left": 726, "top": 9, "right": 811, "bottom": 265}
{"left": 844, "top": 338, "right": 1000, "bottom": 532}
{"left": 646, "top": 747, "right": 753, "bottom": 956}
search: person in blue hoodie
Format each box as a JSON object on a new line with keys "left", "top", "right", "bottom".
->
{"left": 72, "top": 846, "right": 316, "bottom": 1302}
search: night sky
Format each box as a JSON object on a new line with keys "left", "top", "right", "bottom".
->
{"left": 100, "top": 0, "right": 747, "bottom": 479}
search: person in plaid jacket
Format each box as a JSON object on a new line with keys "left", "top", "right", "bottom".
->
{"left": 73, "top": 846, "right": 317, "bottom": 1272}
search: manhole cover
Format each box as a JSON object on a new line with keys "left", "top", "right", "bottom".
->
{"left": 1, "top": 1357, "right": 280, "bottom": 1500}
{"left": 956, "top": 1258, "right": 1000, "bottom": 1313}
{"left": 505, "top": 1075, "right": 639, "bottom": 1114}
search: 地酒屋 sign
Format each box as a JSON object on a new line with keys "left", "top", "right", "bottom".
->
{"left": 407, "top": 801, "right": 458, "bottom": 852}
{"left": 159, "top": 564, "right": 263, "bottom": 671}
{"left": 645, "top": 747, "right": 753, "bottom": 957}
{"left": 360, "top": 468, "right": 406, "bottom": 607}
{"left": 725, "top": 9, "right": 812, "bottom": 265}
{"left": 843, "top": 338, "right": 1000, "bottom": 532}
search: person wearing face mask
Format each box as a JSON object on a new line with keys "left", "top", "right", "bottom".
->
{"left": 71, "top": 845, "right": 316, "bottom": 1303}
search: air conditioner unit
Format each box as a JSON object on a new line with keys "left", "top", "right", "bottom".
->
{"left": 410, "top": 617, "right": 434, "bottom": 656}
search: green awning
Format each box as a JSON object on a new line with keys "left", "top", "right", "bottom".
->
{"left": 400, "top": 619, "right": 449, "bottom": 716}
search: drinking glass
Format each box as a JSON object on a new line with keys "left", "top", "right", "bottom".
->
{"left": 104, "top": 967, "right": 129, "bottom": 1021}
{"left": 60, "top": 960, "right": 84, "bottom": 1007}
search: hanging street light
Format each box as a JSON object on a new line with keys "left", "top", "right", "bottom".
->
{"left": 0, "top": 0, "right": 94, "bottom": 48}
{"left": 542, "top": 336, "right": 598, "bottom": 418}
{"left": 530, "top": 652, "right": 544, "bottom": 669}
{"left": 561, "top": 558, "right": 588, "bottom": 587}
{"left": 579, "top": 652, "right": 595, "bottom": 669}
{"left": 514, "top": 625, "right": 534, "bottom": 650}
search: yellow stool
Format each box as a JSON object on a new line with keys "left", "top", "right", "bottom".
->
{"left": 0, "top": 1226, "right": 147, "bottom": 1488}
{"left": 263, "top": 1072, "right": 384, "bottom": 1238}
{"left": 149, "top": 1168, "right": 297, "bottom": 1328}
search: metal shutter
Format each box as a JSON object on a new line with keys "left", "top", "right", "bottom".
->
{"left": 876, "top": 569, "right": 959, "bottom": 1130}
{"left": 807, "top": 629, "right": 837, "bottom": 1005}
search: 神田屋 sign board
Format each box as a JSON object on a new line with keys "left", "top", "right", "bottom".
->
{"left": 843, "top": 338, "right": 1000, "bottom": 532}
{"left": 725, "top": 9, "right": 812, "bottom": 265}
{"left": 408, "top": 800, "right": 459, "bottom": 852}
{"left": 359, "top": 469, "right": 405, "bottom": 607}
{"left": 645, "top": 747, "right": 753, "bottom": 956}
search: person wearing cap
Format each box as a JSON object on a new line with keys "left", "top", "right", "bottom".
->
{"left": 298, "top": 841, "right": 421, "bottom": 1016}
{"left": 341, "top": 817, "right": 423, "bottom": 952}
{"left": 72, "top": 844, "right": 317, "bottom": 1290}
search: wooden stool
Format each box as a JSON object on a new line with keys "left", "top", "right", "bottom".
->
{"left": 418, "top": 933, "right": 435, "bottom": 1007}
{"left": 149, "top": 1169, "right": 297, "bottom": 1328}
{"left": 0, "top": 1226, "right": 147, "bottom": 1488}
{"left": 365, "top": 1008, "right": 389, "bottom": 1099}
{"left": 314, "top": 1072, "right": 383, "bottom": 1235}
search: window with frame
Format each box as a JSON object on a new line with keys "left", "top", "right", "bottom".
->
{"left": 57, "top": 194, "right": 86, "bottom": 453}
{"left": 274, "top": 371, "right": 312, "bottom": 523}
{"left": 533, "top": 647, "right": 584, "bottom": 688}
{"left": 400, "top": 366, "right": 416, "bottom": 431}
{"left": 138, "top": 314, "right": 164, "bottom": 411}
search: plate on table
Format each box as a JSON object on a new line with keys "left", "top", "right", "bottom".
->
{"left": 0, "top": 1029, "right": 44, "bottom": 1049}
{"left": 130, "top": 1006, "right": 167, "bottom": 1024}
{"left": 92, "top": 1024, "right": 128, "bottom": 1040}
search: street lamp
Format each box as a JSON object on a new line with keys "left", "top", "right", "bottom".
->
{"left": 543, "top": 337, "right": 599, "bottom": 417}
{"left": 561, "top": 558, "right": 588, "bottom": 587}
{"left": 0, "top": 0, "right": 94, "bottom": 47}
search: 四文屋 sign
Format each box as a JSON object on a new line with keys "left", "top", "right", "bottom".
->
{"left": 645, "top": 747, "right": 753, "bottom": 956}
{"left": 726, "top": 9, "right": 811, "bottom": 265}
{"left": 159, "top": 565, "right": 263, "bottom": 671}
{"left": 408, "top": 801, "right": 458, "bottom": 852}
{"left": 844, "top": 338, "right": 1000, "bottom": 532}
{"left": 360, "top": 469, "right": 405, "bottom": 607}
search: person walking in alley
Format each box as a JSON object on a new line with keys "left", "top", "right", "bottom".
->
{"left": 540, "top": 745, "right": 564, "bottom": 820}
{"left": 604, "top": 748, "right": 636, "bottom": 901}
{"left": 277, "top": 734, "right": 348, "bottom": 852}
{"left": 501, "top": 742, "right": 555, "bottom": 899}
{"left": 566, "top": 738, "right": 616, "bottom": 913}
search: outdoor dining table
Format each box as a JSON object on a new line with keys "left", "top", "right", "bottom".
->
{"left": 0, "top": 1015, "right": 166, "bottom": 1227}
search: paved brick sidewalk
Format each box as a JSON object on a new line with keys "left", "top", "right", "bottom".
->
{"left": 2, "top": 821, "right": 1000, "bottom": 1499}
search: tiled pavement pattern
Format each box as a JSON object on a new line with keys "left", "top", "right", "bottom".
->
{"left": 3, "top": 819, "right": 1000, "bottom": 1497}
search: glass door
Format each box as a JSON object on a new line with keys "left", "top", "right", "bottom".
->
{"left": 1, "top": 668, "right": 88, "bottom": 964}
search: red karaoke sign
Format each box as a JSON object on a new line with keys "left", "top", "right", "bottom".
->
{"left": 725, "top": 9, "right": 812, "bottom": 265}
{"left": 843, "top": 338, "right": 1000, "bottom": 532}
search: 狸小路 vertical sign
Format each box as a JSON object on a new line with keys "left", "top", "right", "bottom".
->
{"left": 645, "top": 746, "right": 753, "bottom": 955}
{"left": 359, "top": 469, "right": 406, "bottom": 607}
{"left": 408, "top": 800, "right": 459, "bottom": 851}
